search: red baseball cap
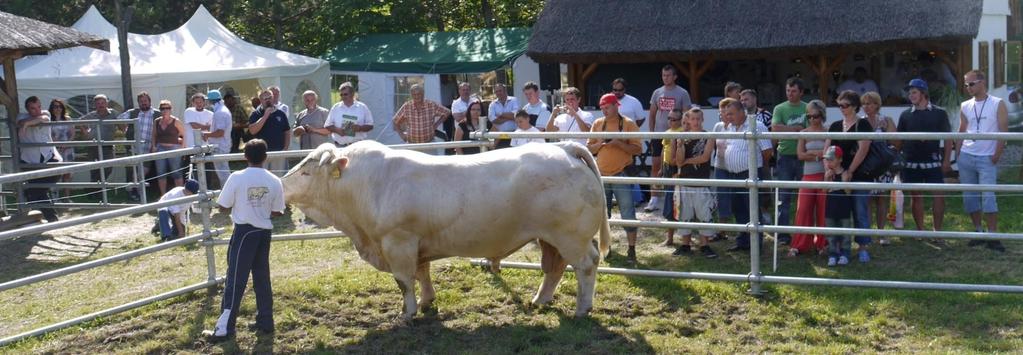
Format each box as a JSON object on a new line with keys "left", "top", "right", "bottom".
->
{"left": 598, "top": 93, "right": 620, "bottom": 107}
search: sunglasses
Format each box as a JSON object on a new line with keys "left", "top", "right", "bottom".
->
{"left": 160, "top": 107, "right": 172, "bottom": 111}
{"left": 837, "top": 103, "right": 851, "bottom": 109}
{"left": 965, "top": 80, "right": 982, "bottom": 88}
{"left": 806, "top": 113, "right": 823, "bottom": 119}
{"left": 669, "top": 118, "right": 682, "bottom": 121}
{"left": 341, "top": 92, "right": 352, "bottom": 97}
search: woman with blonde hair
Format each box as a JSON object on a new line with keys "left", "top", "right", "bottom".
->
{"left": 860, "top": 91, "right": 897, "bottom": 245}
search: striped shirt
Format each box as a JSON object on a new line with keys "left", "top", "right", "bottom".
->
{"left": 721, "top": 121, "right": 773, "bottom": 173}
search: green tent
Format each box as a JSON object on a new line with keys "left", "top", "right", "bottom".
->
{"left": 323, "top": 27, "right": 531, "bottom": 74}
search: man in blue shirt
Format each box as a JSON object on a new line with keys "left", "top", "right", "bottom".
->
{"left": 248, "top": 89, "right": 291, "bottom": 176}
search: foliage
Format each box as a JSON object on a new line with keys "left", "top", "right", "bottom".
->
{"left": 1, "top": 0, "right": 545, "bottom": 57}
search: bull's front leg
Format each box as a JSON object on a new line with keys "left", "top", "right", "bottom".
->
{"left": 384, "top": 235, "right": 420, "bottom": 325}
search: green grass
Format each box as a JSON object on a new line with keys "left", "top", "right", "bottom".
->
{"left": 3, "top": 174, "right": 1023, "bottom": 353}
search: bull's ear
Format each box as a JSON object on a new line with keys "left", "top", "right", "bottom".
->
{"left": 330, "top": 157, "right": 349, "bottom": 179}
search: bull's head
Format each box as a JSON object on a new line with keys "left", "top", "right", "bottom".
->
{"left": 282, "top": 143, "right": 349, "bottom": 223}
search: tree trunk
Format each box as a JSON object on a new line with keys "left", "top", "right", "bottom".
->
{"left": 481, "top": 0, "right": 495, "bottom": 28}
{"left": 115, "top": 0, "right": 134, "bottom": 110}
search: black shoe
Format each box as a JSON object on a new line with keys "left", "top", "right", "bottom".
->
{"left": 726, "top": 245, "right": 749, "bottom": 252}
{"left": 700, "top": 245, "right": 719, "bottom": 259}
{"left": 247, "top": 322, "right": 275, "bottom": 334}
{"left": 672, "top": 245, "right": 692, "bottom": 256}
{"left": 151, "top": 224, "right": 160, "bottom": 235}
{"left": 986, "top": 240, "right": 1006, "bottom": 252}
{"left": 967, "top": 239, "right": 986, "bottom": 247}
{"left": 626, "top": 247, "right": 637, "bottom": 263}
{"left": 128, "top": 190, "right": 141, "bottom": 203}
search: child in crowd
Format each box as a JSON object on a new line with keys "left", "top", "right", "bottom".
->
{"left": 510, "top": 109, "right": 544, "bottom": 147}
{"left": 823, "top": 146, "right": 852, "bottom": 266}
{"left": 661, "top": 109, "right": 685, "bottom": 246}
{"left": 672, "top": 107, "right": 718, "bottom": 259}
{"left": 154, "top": 179, "right": 199, "bottom": 242}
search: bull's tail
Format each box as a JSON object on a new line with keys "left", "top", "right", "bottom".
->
{"left": 557, "top": 142, "right": 611, "bottom": 261}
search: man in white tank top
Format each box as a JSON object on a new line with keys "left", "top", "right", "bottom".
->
{"left": 957, "top": 69, "right": 1008, "bottom": 252}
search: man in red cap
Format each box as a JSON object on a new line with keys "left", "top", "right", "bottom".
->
{"left": 588, "top": 93, "right": 643, "bottom": 263}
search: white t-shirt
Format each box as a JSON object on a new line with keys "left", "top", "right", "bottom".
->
{"left": 183, "top": 107, "right": 213, "bottom": 148}
{"left": 451, "top": 97, "right": 473, "bottom": 117}
{"left": 618, "top": 94, "right": 646, "bottom": 127}
{"left": 551, "top": 110, "right": 595, "bottom": 145}
{"left": 837, "top": 79, "right": 880, "bottom": 96}
{"left": 522, "top": 100, "right": 552, "bottom": 130}
{"left": 511, "top": 126, "right": 544, "bottom": 147}
{"left": 488, "top": 96, "right": 520, "bottom": 132}
{"left": 217, "top": 167, "right": 285, "bottom": 230}
{"left": 159, "top": 186, "right": 191, "bottom": 215}
{"left": 276, "top": 102, "right": 290, "bottom": 119}
{"left": 325, "top": 100, "right": 374, "bottom": 146}
{"left": 209, "top": 102, "right": 233, "bottom": 153}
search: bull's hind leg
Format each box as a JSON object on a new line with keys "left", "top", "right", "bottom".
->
{"left": 531, "top": 240, "right": 567, "bottom": 306}
{"left": 571, "top": 243, "right": 600, "bottom": 317}
{"left": 416, "top": 262, "right": 436, "bottom": 312}
{"left": 392, "top": 273, "right": 417, "bottom": 326}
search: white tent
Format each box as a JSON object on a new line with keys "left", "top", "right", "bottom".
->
{"left": 12, "top": 5, "right": 330, "bottom": 118}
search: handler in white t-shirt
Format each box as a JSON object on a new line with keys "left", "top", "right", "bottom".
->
{"left": 325, "top": 82, "right": 375, "bottom": 147}
{"left": 545, "top": 87, "right": 594, "bottom": 146}
{"left": 205, "top": 139, "right": 285, "bottom": 340}
{"left": 183, "top": 93, "right": 213, "bottom": 148}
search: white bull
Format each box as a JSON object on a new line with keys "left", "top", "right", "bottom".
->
{"left": 282, "top": 141, "right": 611, "bottom": 323}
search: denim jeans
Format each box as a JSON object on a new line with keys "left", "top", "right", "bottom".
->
{"left": 605, "top": 172, "right": 638, "bottom": 233}
{"left": 774, "top": 155, "right": 803, "bottom": 241}
{"left": 722, "top": 170, "right": 760, "bottom": 248}
{"left": 157, "top": 208, "right": 179, "bottom": 239}
{"left": 958, "top": 152, "right": 998, "bottom": 214}
{"left": 851, "top": 189, "right": 872, "bottom": 245}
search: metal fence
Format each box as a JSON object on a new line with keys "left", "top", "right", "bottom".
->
{"left": 2, "top": 119, "right": 1023, "bottom": 346}
{"left": 1, "top": 118, "right": 149, "bottom": 212}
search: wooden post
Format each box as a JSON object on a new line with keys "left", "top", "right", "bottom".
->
{"left": 2, "top": 56, "right": 25, "bottom": 212}
{"left": 579, "top": 63, "right": 600, "bottom": 103}
{"left": 673, "top": 57, "right": 713, "bottom": 106}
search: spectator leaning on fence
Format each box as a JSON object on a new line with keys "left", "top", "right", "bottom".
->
{"left": 202, "top": 89, "right": 234, "bottom": 188}
{"left": 823, "top": 90, "right": 874, "bottom": 263}
{"left": 49, "top": 99, "right": 76, "bottom": 201}
{"left": 292, "top": 90, "right": 332, "bottom": 150}
{"left": 392, "top": 83, "right": 451, "bottom": 145}
{"left": 510, "top": 109, "right": 544, "bottom": 147}
{"left": 718, "top": 98, "right": 773, "bottom": 253}
{"left": 958, "top": 69, "right": 1008, "bottom": 252}
{"left": 248, "top": 89, "right": 292, "bottom": 176}
{"left": 325, "top": 82, "right": 374, "bottom": 148}
{"left": 80, "top": 94, "right": 120, "bottom": 185}
{"left": 151, "top": 100, "right": 186, "bottom": 196}
{"left": 454, "top": 100, "right": 488, "bottom": 155}
{"left": 588, "top": 93, "right": 643, "bottom": 264}
{"left": 117, "top": 91, "right": 159, "bottom": 202}
{"left": 893, "top": 79, "right": 952, "bottom": 246}
{"left": 17, "top": 95, "right": 62, "bottom": 222}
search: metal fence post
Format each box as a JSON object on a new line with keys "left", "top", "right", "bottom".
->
{"left": 194, "top": 132, "right": 217, "bottom": 283}
{"left": 746, "top": 112, "right": 764, "bottom": 296}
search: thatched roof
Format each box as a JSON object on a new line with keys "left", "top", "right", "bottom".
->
{"left": 0, "top": 11, "right": 109, "bottom": 57}
{"left": 527, "top": 0, "right": 982, "bottom": 63}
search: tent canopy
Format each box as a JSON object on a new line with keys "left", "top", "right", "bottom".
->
{"left": 323, "top": 27, "right": 531, "bottom": 74}
{"left": 13, "top": 5, "right": 330, "bottom": 116}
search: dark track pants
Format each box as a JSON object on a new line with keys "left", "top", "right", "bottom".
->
{"left": 218, "top": 223, "right": 273, "bottom": 334}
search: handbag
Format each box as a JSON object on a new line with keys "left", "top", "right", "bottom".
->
{"left": 856, "top": 140, "right": 900, "bottom": 180}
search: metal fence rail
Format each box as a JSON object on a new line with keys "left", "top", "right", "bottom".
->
{"left": 3, "top": 124, "right": 1023, "bottom": 347}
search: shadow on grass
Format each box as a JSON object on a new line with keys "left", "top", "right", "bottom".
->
{"left": 0, "top": 233, "right": 114, "bottom": 283}
{"left": 337, "top": 313, "right": 655, "bottom": 354}
{"left": 602, "top": 249, "right": 703, "bottom": 312}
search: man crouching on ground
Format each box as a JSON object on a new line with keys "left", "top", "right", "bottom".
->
{"left": 204, "top": 139, "right": 285, "bottom": 341}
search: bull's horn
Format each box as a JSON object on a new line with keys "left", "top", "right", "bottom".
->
{"left": 318, "top": 149, "right": 334, "bottom": 166}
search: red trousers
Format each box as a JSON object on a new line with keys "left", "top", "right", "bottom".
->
{"left": 791, "top": 172, "right": 827, "bottom": 254}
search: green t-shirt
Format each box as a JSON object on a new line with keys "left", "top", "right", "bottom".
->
{"left": 771, "top": 101, "right": 807, "bottom": 156}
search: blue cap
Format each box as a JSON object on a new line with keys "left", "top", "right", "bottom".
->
{"left": 904, "top": 78, "right": 928, "bottom": 92}
{"left": 207, "top": 89, "right": 222, "bottom": 101}
{"left": 183, "top": 179, "right": 200, "bottom": 194}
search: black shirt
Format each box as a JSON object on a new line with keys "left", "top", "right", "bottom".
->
{"left": 677, "top": 137, "right": 711, "bottom": 179}
{"left": 827, "top": 118, "right": 872, "bottom": 173}
{"left": 897, "top": 105, "right": 950, "bottom": 163}
{"left": 825, "top": 173, "right": 853, "bottom": 219}
{"left": 249, "top": 107, "right": 291, "bottom": 151}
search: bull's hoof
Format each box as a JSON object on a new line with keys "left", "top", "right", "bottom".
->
{"left": 530, "top": 295, "right": 554, "bottom": 306}
{"left": 574, "top": 307, "right": 593, "bottom": 318}
{"left": 391, "top": 315, "right": 414, "bottom": 327}
{"left": 419, "top": 300, "right": 435, "bottom": 313}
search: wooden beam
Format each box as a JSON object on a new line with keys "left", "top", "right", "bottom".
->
{"left": 579, "top": 63, "right": 599, "bottom": 83}
{"left": 694, "top": 55, "right": 715, "bottom": 77}
{"left": 2, "top": 56, "right": 25, "bottom": 211}
{"left": 672, "top": 61, "right": 690, "bottom": 78}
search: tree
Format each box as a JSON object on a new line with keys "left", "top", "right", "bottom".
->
{"left": 114, "top": 0, "right": 133, "bottom": 110}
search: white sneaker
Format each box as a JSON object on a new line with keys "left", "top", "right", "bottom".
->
{"left": 827, "top": 257, "right": 837, "bottom": 266}
{"left": 837, "top": 256, "right": 849, "bottom": 265}
{"left": 213, "top": 309, "right": 231, "bottom": 336}
{"left": 644, "top": 197, "right": 660, "bottom": 212}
